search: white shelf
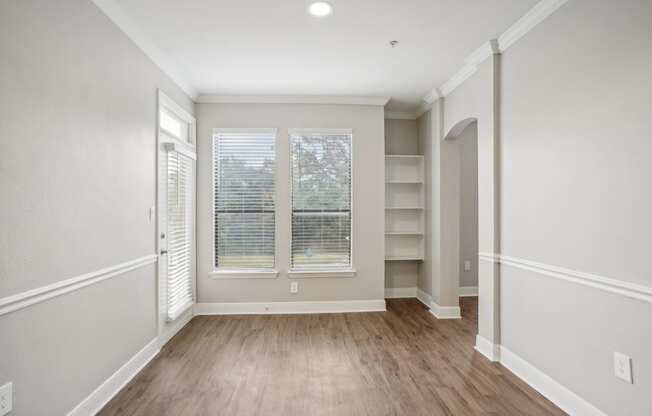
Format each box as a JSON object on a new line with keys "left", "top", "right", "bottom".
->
{"left": 385, "top": 155, "right": 424, "bottom": 159}
{"left": 385, "top": 232, "right": 424, "bottom": 236}
{"left": 385, "top": 155, "right": 424, "bottom": 183}
{"left": 385, "top": 154, "right": 425, "bottom": 262}
{"left": 385, "top": 180, "right": 423, "bottom": 184}
{"left": 385, "top": 207, "right": 423, "bottom": 210}
{"left": 385, "top": 256, "right": 424, "bottom": 261}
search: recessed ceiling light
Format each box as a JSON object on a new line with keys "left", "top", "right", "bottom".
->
{"left": 308, "top": 2, "right": 333, "bottom": 17}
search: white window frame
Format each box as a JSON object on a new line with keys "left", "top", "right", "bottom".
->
{"left": 288, "top": 128, "right": 356, "bottom": 278}
{"left": 210, "top": 127, "right": 279, "bottom": 279}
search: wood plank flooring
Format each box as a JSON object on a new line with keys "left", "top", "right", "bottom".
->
{"left": 99, "top": 298, "right": 565, "bottom": 415}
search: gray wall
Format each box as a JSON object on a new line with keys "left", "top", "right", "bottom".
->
{"left": 499, "top": 0, "right": 652, "bottom": 414}
{"left": 196, "top": 103, "right": 385, "bottom": 302}
{"left": 384, "top": 119, "right": 419, "bottom": 290}
{"left": 458, "top": 124, "right": 478, "bottom": 288}
{"left": 0, "top": 0, "right": 193, "bottom": 414}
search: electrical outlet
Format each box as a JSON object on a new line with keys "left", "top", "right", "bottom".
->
{"left": 0, "top": 382, "right": 12, "bottom": 416}
{"left": 290, "top": 281, "right": 299, "bottom": 294}
{"left": 614, "top": 352, "right": 633, "bottom": 383}
{"left": 464, "top": 260, "right": 472, "bottom": 271}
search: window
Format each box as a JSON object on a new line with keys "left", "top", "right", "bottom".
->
{"left": 290, "top": 129, "right": 352, "bottom": 270}
{"left": 159, "top": 107, "right": 190, "bottom": 144}
{"left": 213, "top": 129, "right": 276, "bottom": 270}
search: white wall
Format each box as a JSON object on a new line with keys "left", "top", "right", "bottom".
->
{"left": 385, "top": 119, "right": 419, "bottom": 291}
{"left": 196, "top": 103, "right": 385, "bottom": 303}
{"left": 499, "top": 0, "right": 652, "bottom": 414}
{"left": 441, "top": 0, "right": 652, "bottom": 414}
{"left": 0, "top": 0, "right": 193, "bottom": 414}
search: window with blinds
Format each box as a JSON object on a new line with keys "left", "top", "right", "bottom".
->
{"left": 290, "top": 130, "right": 352, "bottom": 269}
{"left": 166, "top": 150, "right": 194, "bottom": 321}
{"left": 213, "top": 129, "right": 276, "bottom": 269}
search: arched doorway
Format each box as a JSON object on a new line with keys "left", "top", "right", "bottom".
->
{"left": 442, "top": 120, "right": 479, "bottom": 324}
{"left": 442, "top": 116, "right": 500, "bottom": 361}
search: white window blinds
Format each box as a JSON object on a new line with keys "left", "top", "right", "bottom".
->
{"left": 290, "top": 130, "right": 352, "bottom": 269}
{"left": 214, "top": 129, "right": 276, "bottom": 269}
{"left": 166, "top": 150, "right": 194, "bottom": 321}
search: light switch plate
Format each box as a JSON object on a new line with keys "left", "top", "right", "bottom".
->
{"left": 0, "top": 382, "right": 12, "bottom": 416}
{"left": 614, "top": 352, "right": 633, "bottom": 383}
{"left": 148, "top": 206, "right": 156, "bottom": 223}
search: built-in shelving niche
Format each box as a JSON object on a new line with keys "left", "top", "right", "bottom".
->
{"left": 385, "top": 155, "right": 424, "bottom": 261}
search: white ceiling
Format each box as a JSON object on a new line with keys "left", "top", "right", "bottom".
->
{"left": 115, "top": 0, "right": 539, "bottom": 112}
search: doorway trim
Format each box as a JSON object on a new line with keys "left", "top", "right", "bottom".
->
{"left": 156, "top": 89, "right": 197, "bottom": 347}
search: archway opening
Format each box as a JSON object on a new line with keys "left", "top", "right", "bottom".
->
{"left": 443, "top": 119, "right": 479, "bottom": 324}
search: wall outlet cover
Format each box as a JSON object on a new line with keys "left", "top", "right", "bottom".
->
{"left": 290, "top": 281, "right": 299, "bottom": 294}
{"left": 464, "top": 260, "right": 472, "bottom": 271}
{"left": 614, "top": 352, "right": 633, "bottom": 383}
{"left": 0, "top": 382, "right": 12, "bottom": 416}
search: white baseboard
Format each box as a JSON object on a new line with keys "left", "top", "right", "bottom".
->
{"left": 385, "top": 287, "right": 418, "bottom": 298}
{"left": 429, "top": 300, "right": 461, "bottom": 319}
{"left": 474, "top": 334, "right": 500, "bottom": 362}
{"left": 459, "top": 286, "right": 478, "bottom": 297}
{"left": 67, "top": 338, "right": 160, "bottom": 416}
{"left": 416, "top": 288, "right": 432, "bottom": 307}
{"left": 500, "top": 346, "right": 607, "bottom": 416}
{"left": 159, "top": 308, "right": 194, "bottom": 347}
{"left": 194, "top": 299, "right": 386, "bottom": 315}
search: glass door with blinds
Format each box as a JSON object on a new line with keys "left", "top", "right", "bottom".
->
{"left": 157, "top": 91, "right": 196, "bottom": 329}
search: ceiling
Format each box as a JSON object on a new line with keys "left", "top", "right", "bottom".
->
{"left": 115, "top": 0, "right": 539, "bottom": 112}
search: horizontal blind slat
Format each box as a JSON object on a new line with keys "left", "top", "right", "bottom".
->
{"left": 166, "top": 151, "right": 194, "bottom": 321}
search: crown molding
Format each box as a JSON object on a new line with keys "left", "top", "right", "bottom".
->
{"left": 466, "top": 40, "right": 500, "bottom": 66}
{"left": 384, "top": 111, "right": 417, "bottom": 120}
{"left": 425, "top": 0, "right": 569, "bottom": 100}
{"left": 91, "top": 0, "right": 198, "bottom": 100}
{"left": 423, "top": 88, "right": 441, "bottom": 105}
{"left": 196, "top": 95, "right": 390, "bottom": 106}
{"left": 439, "top": 40, "right": 499, "bottom": 97}
{"left": 439, "top": 63, "right": 479, "bottom": 97}
{"left": 415, "top": 102, "right": 433, "bottom": 119}
{"left": 498, "top": 0, "right": 569, "bottom": 52}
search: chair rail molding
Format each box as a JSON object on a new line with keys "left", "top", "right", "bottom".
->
{"left": 0, "top": 254, "right": 158, "bottom": 316}
{"left": 479, "top": 252, "right": 652, "bottom": 304}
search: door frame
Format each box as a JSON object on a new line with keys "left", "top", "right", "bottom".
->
{"left": 156, "top": 89, "right": 197, "bottom": 347}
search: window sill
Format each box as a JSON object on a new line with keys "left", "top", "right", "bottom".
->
{"left": 288, "top": 269, "right": 357, "bottom": 278}
{"left": 210, "top": 269, "right": 279, "bottom": 279}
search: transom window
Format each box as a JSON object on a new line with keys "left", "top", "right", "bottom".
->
{"left": 290, "top": 129, "right": 352, "bottom": 270}
{"left": 213, "top": 129, "right": 276, "bottom": 269}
